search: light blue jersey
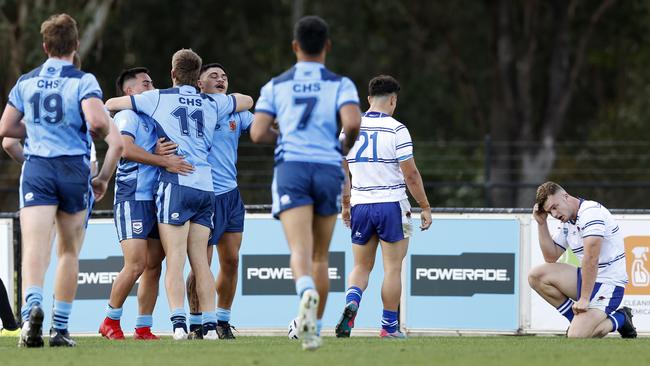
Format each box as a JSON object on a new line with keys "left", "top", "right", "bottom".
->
{"left": 113, "top": 110, "right": 159, "bottom": 202}
{"left": 208, "top": 107, "right": 253, "bottom": 195}
{"left": 255, "top": 61, "right": 359, "bottom": 166}
{"left": 8, "top": 58, "right": 102, "bottom": 158}
{"left": 131, "top": 85, "right": 235, "bottom": 192}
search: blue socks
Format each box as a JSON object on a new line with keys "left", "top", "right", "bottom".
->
{"left": 202, "top": 311, "right": 217, "bottom": 332}
{"left": 296, "top": 276, "right": 315, "bottom": 298}
{"left": 556, "top": 298, "right": 575, "bottom": 322}
{"left": 609, "top": 310, "right": 626, "bottom": 331}
{"left": 189, "top": 312, "right": 202, "bottom": 332}
{"left": 52, "top": 300, "right": 72, "bottom": 330}
{"left": 136, "top": 314, "right": 153, "bottom": 329}
{"left": 346, "top": 286, "right": 363, "bottom": 306}
{"left": 106, "top": 304, "right": 123, "bottom": 321}
{"left": 21, "top": 286, "right": 43, "bottom": 323}
{"left": 381, "top": 309, "right": 398, "bottom": 333}
{"left": 170, "top": 308, "right": 187, "bottom": 332}
{"left": 217, "top": 307, "right": 231, "bottom": 326}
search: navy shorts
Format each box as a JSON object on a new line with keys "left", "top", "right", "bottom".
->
{"left": 350, "top": 200, "right": 412, "bottom": 244}
{"left": 209, "top": 188, "right": 245, "bottom": 245}
{"left": 272, "top": 161, "right": 344, "bottom": 219}
{"left": 85, "top": 187, "right": 95, "bottom": 228}
{"left": 114, "top": 200, "right": 160, "bottom": 241}
{"left": 20, "top": 155, "right": 90, "bottom": 214}
{"left": 155, "top": 182, "right": 214, "bottom": 228}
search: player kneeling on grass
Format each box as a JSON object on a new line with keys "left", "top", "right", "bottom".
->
{"left": 335, "top": 75, "right": 431, "bottom": 339}
{"left": 529, "top": 181, "right": 636, "bottom": 338}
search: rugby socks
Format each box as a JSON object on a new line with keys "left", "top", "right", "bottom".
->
{"left": 216, "top": 307, "right": 231, "bottom": 326}
{"left": 189, "top": 312, "right": 202, "bottom": 332}
{"left": 556, "top": 298, "right": 574, "bottom": 322}
{"left": 21, "top": 286, "right": 43, "bottom": 323}
{"left": 52, "top": 300, "right": 72, "bottom": 330}
{"left": 202, "top": 311, "right": 218, "bottom": 332}
{"left": 135, "top": 314, "right": 153, "bottom": 329}
{"left": 106, "top": 304, "right": 123, "bottom": 321}
{"left": 170, "top": 308, "right": 187, "bottom": 332}
{"left": 381, "top": 309, "right": 399, "bottom": 333}
{"left": 345, "top": 286, "right": 363, "bottom": 306}
{"left": 609, "top": 310, "right": 626, "bottom": 331}
{"left": 296, "top": 276, "right": 315, "bottom": 298}
{"left": 316, "top": 318, "right": 323, "bottom": 336}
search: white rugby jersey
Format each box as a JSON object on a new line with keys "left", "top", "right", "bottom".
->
{"left": 551, "top": 199, "right": 627, "bottom": 286}
{"left": 343, "top": 111, "right": 413, "bottom": 205}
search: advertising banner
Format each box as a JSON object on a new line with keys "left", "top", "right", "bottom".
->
{"left": 529, "top": 215, "right": 650, "bottom": 333}
{"left": 406, "top": 216, "right": 520, "bottom": 331}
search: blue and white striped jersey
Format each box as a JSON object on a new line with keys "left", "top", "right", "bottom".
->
{"left": 552, "top": 199, "right": 627, "bottom": 286}
{"left": 8, "top": 58, "right": 102, "bottom": 158}
{"left": 343, "top": 112, "right": 413, "bottom": 205}
{"left": 255, "top": 61, "right": 359, "bottom": 166}
{"left": 208, "top": 107, "right": 253, "bottom": 195}
{"left": 131, "top": 85, "right": 235, "bottom": 192}
{"left": 113, "top": 110, "right": 159, "bottom": 202}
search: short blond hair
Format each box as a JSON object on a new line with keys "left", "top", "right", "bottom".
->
{"left": 535, "top": 181, "right": 565, "bottom": 210}
{"left": 171, "top": 49, "right": 202, "bottom": 87}
{"left": 40, "top": 13, "right": 78, "bottom": 57}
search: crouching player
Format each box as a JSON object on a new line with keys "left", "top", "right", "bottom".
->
{"left": 529, "top": 181, "right": 636, "bottom": 338}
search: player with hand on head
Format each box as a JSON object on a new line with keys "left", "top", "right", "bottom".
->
{"left": 529, "top": 181, "right": 636, "bottom": 338}
{"left": 251, "top": 15, "right": 361, "bottom": 350}
{"left": 0, "top": 13, "right": 122, "bottom": 348}
{"left": 185, "top": 62, "right": 260, "bottom": 340}
{"left": 335, "top": 75, "right": 431, "bottom": 339}
{"left": 105, "top": 49, "right": 253, "bottom": 340}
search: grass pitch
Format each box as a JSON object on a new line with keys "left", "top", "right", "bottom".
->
{"left": 1, "top": 336, "right": 649, "bottom": 366}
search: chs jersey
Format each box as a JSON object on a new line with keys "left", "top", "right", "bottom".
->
{"left": 131, "top": 85, "right": 235, "bottom": 192}
{"left": 255, "top": 61, "right": 359, "bottom": 166}
{"left": 343, "top": 112, "right": 413, "bottom": 205}
{"left": 552, "top": 200, "right": 627, "bottom": 286}
{"left": 113, "top": 110, "right": 159, "bottom": 202}
{"left": 208, "top": 106, "right": 253, "bottom": 195}
{"left": 8, "top": 58, "right": 102, "bottom": 158}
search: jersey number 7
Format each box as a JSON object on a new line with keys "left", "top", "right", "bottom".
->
{"left": 294, "top": 97, "right": 317, "bottom": 130}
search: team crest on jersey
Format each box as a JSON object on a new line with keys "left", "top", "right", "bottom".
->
{"left": 132, "top": 220, "right": 143, "bottom": 235}
{"left": 215, "top": 123, "right": 222, "bottom": 131}
{"left": 229, "top": 120, "right": 236, "bottom": 131}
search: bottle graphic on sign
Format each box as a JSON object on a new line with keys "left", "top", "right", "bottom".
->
{"left": 631, "top": 247, "right": 650, "bottom": 287}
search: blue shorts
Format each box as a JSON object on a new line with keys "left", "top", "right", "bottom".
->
{"left": 114, "top": 200, "right": 160, "bottom": 241}
{"left": 271, "top": 161, "right": 344, "bottom": 219}
{"left": 155, "top": 182, "right": 214, "bottom": 229}
{"left": 20, "top": 155, "right": 90, "bottom": 214}
{"left": 576, "top": 267, "right": 625, "bottom": 315}
{"left": 350, "top": 200, "right": 412, "bottom": 244}
{"left": 209, "top": 188, "right": 245, "bottom": 245}
{"left": 85, "top": 187, "right": 95, "bottom": 228}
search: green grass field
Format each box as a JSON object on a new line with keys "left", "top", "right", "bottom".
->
{"left": 1, "top": 336, "right": 649, "bottom": 366}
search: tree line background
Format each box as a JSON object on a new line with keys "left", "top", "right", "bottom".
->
{"left": 1, "top": 0, "right": 650, "bottom": 210}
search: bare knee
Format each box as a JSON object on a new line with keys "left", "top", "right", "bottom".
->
{"left": 528, "top": 266, "right": 547, "bottom": 289}
{"left": 220, "top": 254, "right": 239, "bottom": 275}
{"left": 125, "top": 258, "right": 146, "bottom": 278}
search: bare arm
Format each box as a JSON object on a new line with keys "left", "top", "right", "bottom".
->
{"left": 339, "top": 104, "right": 361, "bottom": 155}
{"left": 81, "top": 98, "right": 110, "bottom": 139}
{"left": 250, "top": 112, "right": 277, "bottom": 144}
{"left": 574, "top": 236, "right": 602, "bottom": 314}
{"left": 104, "top": 96, "right": 134, "bottom": 113}
{"left": 399, "top": 158, "right": 432, "bottom": 230}
{"left": 2, "top": 137, "right": 25, "bottom": 164}
{"left": 92, "top": 120, "right": 123, "bottom": 201}
{"left": 532, "top": 204, "right": 565, "bottom": 263}
{"left": 0, "top": 104, "right": 26, "bottom": 138}
{"left": 230, "top": 93, "right": 254, "bottom": 112}
{"left": 122, "top": 135, "right": 194, "bottom": 175}
{"left": 341, "top": 159, "right": 352, "bottom": 228}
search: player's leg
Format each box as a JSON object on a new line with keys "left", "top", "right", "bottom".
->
{"left": 187, "top": 245, "right": 213, "bottom": 338}
{"left": 576, "top": 284, "right": 634, "bottom": 338}
{"left": 215, "top": 232, "right": 242, "bottom": 339}
{"left": 378, "top": 237, "right": 408, "bottom": 338}
{"left": 158, "top": 222, "right": 190, "bottom": 338}
{"left": 100, "top": 237, "right": 147, "bottom": 340}
{"left": 50, "top": 208, "right": 87, "bottom": 347}
{"left": 528, "top": 262, "right": 578, "bottom": 323}
{"left": 187, "top": 222, "right": 217, "bottom": 339}
{"left": 133, "top": 237, "right": 165, "bottom": 340}
{"left": 567, "top": 309, "right": 606, "bottom": 338}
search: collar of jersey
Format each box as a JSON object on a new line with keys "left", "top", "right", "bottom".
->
{"left": 177, "top": 84, "right": 198, "bottom": 94}
{"left": 570, "top": 198, "right": 586, "bottom": 225}
{"left": 295, "top": 61, "right": 325, "bottom": 69}
{"left": 45, "top": 58, "right": 73, "bottom": 67}
{"left": 364, "top": 111, "right": 390, "bottom": 118}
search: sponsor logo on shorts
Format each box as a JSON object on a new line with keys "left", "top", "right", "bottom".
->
{"left": 132, "top": 220, "right": 143, "bottom": 235}
{"left": 411, "top": 253, "right": 515, "bottom": 296}
{"left": 280, "top": 194, "right": 291, "bottom": 206}
{"left": 171, "top": 212, "right": 180, "bottom": 220}
{"left": 24, "top": 192, "right": 34, "bottom": 202}
{"left": 242, "top": 252, "right": 345, "bottom": 295}
{"left": 76, "top": 256, "right": 138, "bottom": 300}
